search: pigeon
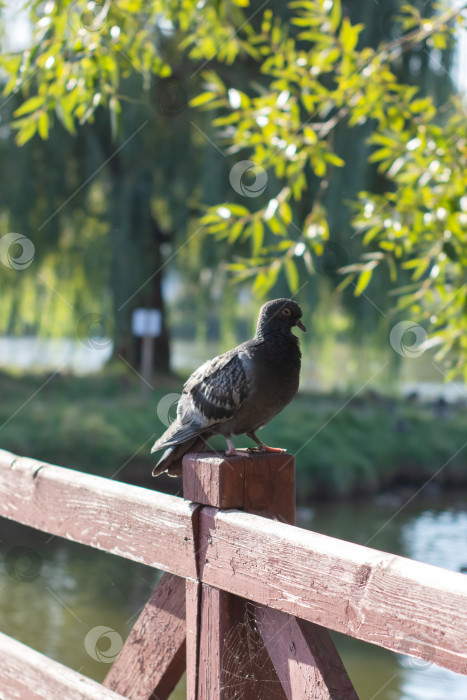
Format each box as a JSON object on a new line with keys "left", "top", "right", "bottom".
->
{"left": 151, "top": 298, "right": 306, "bottom": 476}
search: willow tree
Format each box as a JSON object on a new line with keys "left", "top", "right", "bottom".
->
{"left": 0, "top": 1, "right": 465, "bottom": 373}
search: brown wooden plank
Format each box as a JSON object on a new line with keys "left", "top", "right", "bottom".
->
{"left": 183, "top": 452, "right": 295, "bottom": 523}
{"left": 196, "top": 584, "right": 228, "bottom": 699}
{"left": 197, "top": 507, "right": 467, "bottom": 675}
{"left": 186, "top": 579, "right": 201, "bottom": 700}
{"left": 0, "top": 631, "right": 126, "bottom": 700}
{"left": 256, "top": 605, "right": 359, "bottom": 699}
{"left": 0, "top": 450, "right": 198, "bottom": 578}
{"left": 103, "top": 573, "right": 186, "bottom": 700}
{"left": 195, "top": 585, "right": 286, "bottom": 699}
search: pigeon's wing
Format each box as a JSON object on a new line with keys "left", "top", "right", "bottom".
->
{"left": 151, "top": 349, "right": 251, "bottom": 454}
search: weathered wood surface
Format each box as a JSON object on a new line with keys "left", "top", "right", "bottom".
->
{"left": 0, "top": 631, "right": 126, "bottom": 700}
{"left": 0, "top": 449, "right": 198, "bottom": 578}
{"left": 256, "top": 606, "right": 359, "bottom": 699}
{"left": 186, "top": 579, "right": 201, "bottom": 700}
{"left": 104, "top": 573, "right": 186, "bottom": 700}
{"left": 196, "top": 584, "right": 231, "bottom": 699}
{"left": 183, "top": 452, "right": 295, "bottom": 524}
{"left": 194, "top": 584, "right": 286, "bottom": 700}
{"left": 2, "top": 448, "right": 467, "bottom": 682}
{"left": 198, "top": 507, "right": 467, "bottom": 675}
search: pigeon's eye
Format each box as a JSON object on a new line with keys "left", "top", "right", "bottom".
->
{"left": 282, "top": 308, "right": 292, "bottom": 316}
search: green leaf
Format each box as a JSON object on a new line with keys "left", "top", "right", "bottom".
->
{"left": 325, "top": 152, "right": 345, "bottom": 167}
{"left": 253, "top": 264, "right": 280, "bottom": 297}
{"left": 56, "top": 101, "right": 76, "bottom": 135}
{"left": 340, "top": 18, "right": 362, "bottom": 52}
{"left": 37, "top": 111, "right": 49, "bottom": 140}
{"left": 330, "top": 0, "right": 341, "bottom": 31}
{"left": 109, "top": 96, "right": 122, "bottom": 141}
{"left": 252, "top": 219, "right": 264, "bottom": 256}
{"left": 284, "top": 258, "right": 299, "bottom": 292}
{"left": 279, "top": 200, "right": 292, "bottom": 225}
{"left": 354, "top": 267, "right": 373, "bottom": 296}
{"left": 190, "top": 92, "right": 220, "bottom": 107}
{"left": 228, "top": 221, "right": 245, "bottom": 242}
{"left": 14, "top": 96, "right": 45, "bottom": 118}
{"left": 226, "top": 203, "right": 250, "bottom": 216}
{"left": 15, "top": 120, "right": 37, "bottom": 146}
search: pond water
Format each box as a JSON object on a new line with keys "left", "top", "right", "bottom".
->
{"left": 0, "top": 488, "right": 466, "bottom": 699}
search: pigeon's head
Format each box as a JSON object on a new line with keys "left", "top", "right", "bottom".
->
{"left": 257, "top": 298, "right": 306, "bottom": 335}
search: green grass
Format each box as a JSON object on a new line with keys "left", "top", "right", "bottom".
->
{"left": 0, "top": 368, "right": 465, "bottom": 499}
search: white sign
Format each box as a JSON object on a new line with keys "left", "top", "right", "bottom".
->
{"left": 132, "top": 309, "right": 162, "bottom": 338}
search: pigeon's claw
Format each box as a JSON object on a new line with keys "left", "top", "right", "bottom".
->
{"left": 261, "top": 444, "right": 287, "bottom": 453}
{"left": 225, "top": 448, "right": 249, "bottom": 457}
{"left": 246, "top": 431, "right": 286, "bottom": 454}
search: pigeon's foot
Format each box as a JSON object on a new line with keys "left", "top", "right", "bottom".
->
{"left": 225, "top": 448, "right": 252, "bottom": 458}
{"left": 261, "top": 444, "right": 287, "bottom": 453}
{"left": 246, "top": 431, "right": 286, "bottom": 454}
{"left": 224, "top": 435, "right": 250, "bottom": 458}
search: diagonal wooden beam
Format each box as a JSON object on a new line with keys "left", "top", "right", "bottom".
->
{"left": 103, "top": 573, "right": 186, "bottom": 700}
{"left": 256, "top": 605, "right": 359, "bottom": 700}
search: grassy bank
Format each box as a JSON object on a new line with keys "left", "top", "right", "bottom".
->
{"left": 0, "top": 368, "right": 465, "bottom": 499}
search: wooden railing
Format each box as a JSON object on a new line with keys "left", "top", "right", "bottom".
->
{"left": 0, "top": 447, "right": 466, "bottom": 699}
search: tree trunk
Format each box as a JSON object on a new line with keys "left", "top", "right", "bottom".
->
{"left": 109, "top": 169, "right": 171, "bottom": 373}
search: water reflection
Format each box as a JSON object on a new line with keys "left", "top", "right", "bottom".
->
{"left": 0, "top": 491, "right": 466, "bottom": 699}
{"left": 397, "top": 508, "right": 467, "bottom": 699}
{"left": 0, "top": 523, "right": 160, "bottom": 683}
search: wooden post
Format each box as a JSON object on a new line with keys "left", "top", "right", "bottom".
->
{"left": 183, "top": 451, "right": 359, "bottom": 700}
{"left": 184, "top": 452, "right": 292, "bottom": 700}
{"left": 183, "top": 451, "right": 295, "bottom": 523}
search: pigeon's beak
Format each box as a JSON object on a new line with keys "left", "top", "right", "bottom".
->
{"left": 295, "top": 319, "right": 306, "bottom": 332}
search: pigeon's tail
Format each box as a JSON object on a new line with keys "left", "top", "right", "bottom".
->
{"left": 152, "top": 436, "right": 207, "bottom": 477}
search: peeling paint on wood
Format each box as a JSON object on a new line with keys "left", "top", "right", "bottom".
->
{"left": 0, "top": 450, "right": 198, "bottom": 578}
{"left": 0, "top": 631, "right": 126, "bottom": 700}
{"left": 104, "top": 573, "right": 186, "bottom": 699}
{"left": 256, "top": 605, "right": 359, "bottom": 699}
{"left": 197, "top": 507, "right": 467, "bottom": 675}
{"left": 183, "top": 452, "right": 295, "bottom": 523}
